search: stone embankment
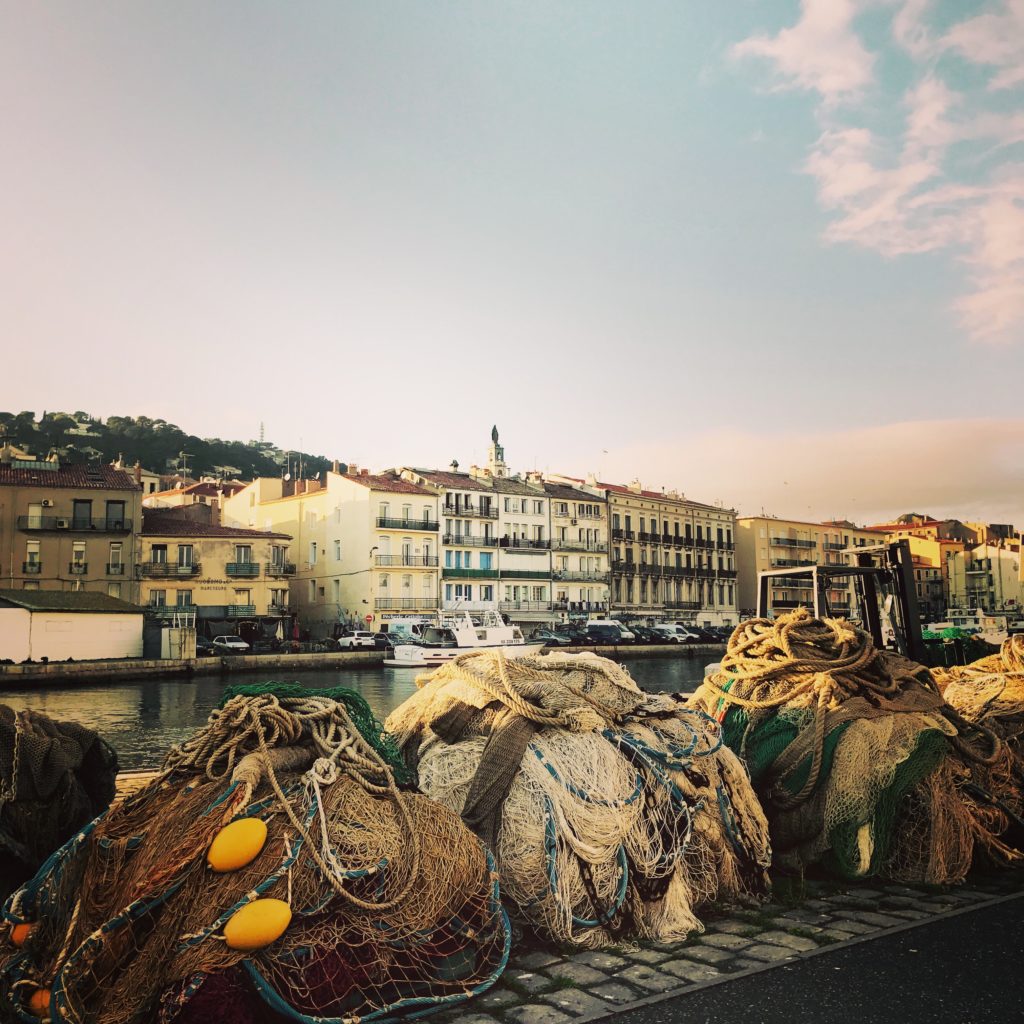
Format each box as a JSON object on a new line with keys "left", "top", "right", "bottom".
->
{"left": 0, "top": 643, "right": 724, "bottom": 686}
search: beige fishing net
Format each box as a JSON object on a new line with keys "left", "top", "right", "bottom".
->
{"left": 386, "top": 650, "right": 771, "bottom": 949}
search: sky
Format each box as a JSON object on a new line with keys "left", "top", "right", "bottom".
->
{"left": 2, "top": 1, "right": 1022, "bottom": 526}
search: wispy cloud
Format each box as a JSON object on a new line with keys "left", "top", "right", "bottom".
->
{"left": 733, "top": 1, "right": 1024, "bottom": 345}
{"left": 607, "top": 419, "right": 1024, "bottom": 527}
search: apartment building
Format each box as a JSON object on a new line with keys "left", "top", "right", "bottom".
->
{"left": 546, "top": 476, "right": 738, "bottom": 627}
{"left": 544, "top": 481, "right": 609, "bottom": 618}
{"left": 0, "top": 446, "right": 142, "bottom": 601}
{"left": 138, "top": 507, "right": 293, "bottom": 633}
{"left": 736, "top": 517, "right": 880, "bottom": 617}
{"left": 947, "top": 541, "right": 1023, "bottom": 617}
{"left": 223, "top": 469, "right": 439, "bottom": 636}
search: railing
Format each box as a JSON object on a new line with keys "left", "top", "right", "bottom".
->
{"left": 443, "top": 567, "right": 499, "bottom": 578}
{"left": 773, "top": 599, "right": 813, "bottom": 608}
{"left": 148, "top": 603, "right": 198, "bottom": 618}
{"left": 770, "top": 559, "right": 815, "bottom": 568}
{"left": 140, "top": 562, "right": 202, "bottom": 577}
{"left": 226, "top": 562, "right": 261, "bottom": 577}
{"left": 772, "top": 577, "right": 814, "bottom": 589}
{"left": 552, "top": 571, "right": 609, "bottom": 582}
{"left": 637, "top": 563, "right": 660, "bottom": 576}
{"left": 22, "top": 562, "right": 41, "bottom": 574}
{"left": 374, "top": 555, "right": 440, "bottom": 567}
{"left": 266, "top": 562, "right": 297, "bottom": 576}
{"left": 443, "top": 504, "right": 498, "bottom": 520}
{"left": 823, "top": 542, "right": 846, "bottom": 550}
{"left": 611, "top": 560, "right": 636, "bottom": 573}
{"left": 551, "top": 539, "right": 608, "bottom": 552}
{"left": 637, "top": 531, "right": 653, "bottom": 544}
{"left": 717, "top": 569, "right": 737, "bottom": 579}
{"left": 69, "top": 562, "right": 88, "bottom": 574}
{"left": 770, "top": 538, "right": 817, "bottom": 548}
{"left": 500, "top": 569, "right": 552, "bottom": 580}
{"left": 664, "top": 600, "right": 701, "bottom": 610}
{"left": 375, "top": 597, "right": 440, "bottom": 610}
{"left": 377, "top": 517, "right": 439, "bottom": 531}
{"left": 499, "top": 537, "right": 550, "bottom": 551}
{"left": 227, "top": 604, "right": 257, "bottom": 617}
{"left": 443, "top": 534, "right": 498, "bottom": 547}
{"left": 498, "top": 601, "right": 552, "bottom": 612}
{"left": 17, "top": 516, "right": 134, "bottom": 533}
{"left": 106, "top": 563, "right": 125, "bottom": 575}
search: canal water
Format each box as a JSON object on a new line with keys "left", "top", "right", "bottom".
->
{"left": 0, "top": 656, "right": 710, "bottom": 770}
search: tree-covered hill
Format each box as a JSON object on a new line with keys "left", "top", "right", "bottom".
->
{"left": 0, "top": 410, "right": 335, "bottom": 482}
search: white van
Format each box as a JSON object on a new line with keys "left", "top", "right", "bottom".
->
{"left": 585, "top": 619, "right": 636, "bottom": 642}
{"left": 651, "top": 624, "right": 695, "bottom": 644}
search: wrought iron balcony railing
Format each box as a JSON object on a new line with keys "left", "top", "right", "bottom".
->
{"left": 18, "top": 516, "right": 133, "bottom": 533}
{"left": 140, "top": 562, "right": 201, "bottom": 577}
{"left": 226, "top": 562, "right": 261, "bottom": 577}
{"left": 376, "top": 517, "right": 439, "bottom": 532}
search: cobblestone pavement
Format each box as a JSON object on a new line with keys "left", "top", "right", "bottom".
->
{"left": 436, "top": 872, "right": 1024, "bottom": 1024}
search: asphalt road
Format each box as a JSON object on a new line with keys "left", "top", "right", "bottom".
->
{"left": 612, "top": 894, "right": 1024, "bottom": 1024}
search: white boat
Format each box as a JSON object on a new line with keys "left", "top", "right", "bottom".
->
{"left": 383, "top": 611, "right": 545, "bottom": 668}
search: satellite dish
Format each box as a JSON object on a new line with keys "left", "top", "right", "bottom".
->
{"left": 284, "top": 473, "right": 291, "bottom": 481}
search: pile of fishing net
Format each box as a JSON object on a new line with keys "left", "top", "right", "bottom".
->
{"left": 1, "top": 684, "right": 509, "bottom": 1024}
{"left": 933, "top": 636, "right": 1024, "bottom": 864}
{"left": 1, "top": 706, "right": 118, "bottom": 902}
{"left": 385, "top": 650, "right": 771, "bottom": 949}
{"left": 688, "top": 610, "right": 1015, "bottom": 885}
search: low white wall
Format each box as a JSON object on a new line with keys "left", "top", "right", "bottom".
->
{"left": 0, "top": 608, "right": 32, "bottom": 662}
{"left": 27, "top": 612, "right": 144, "bottom": 661}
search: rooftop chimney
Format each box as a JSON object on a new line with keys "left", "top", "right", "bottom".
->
{"left": 134, "top": 461, "right": 142, "bottom": 484}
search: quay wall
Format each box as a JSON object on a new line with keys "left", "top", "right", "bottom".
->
{"left": 0, "top": 643, "right": 725, "bottom": 687}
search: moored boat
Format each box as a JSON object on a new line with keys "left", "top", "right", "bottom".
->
{"left": 384, "top": 610, "right": 545, "bottom": 667}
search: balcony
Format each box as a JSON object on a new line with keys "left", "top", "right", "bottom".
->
{"left": 443, "top": 504, "right": 498, "bottom": 520}
{"left": 611, "top": 560, "right": 636, "bottom": 574}
{"left": 770, "top": 558, "right": 815, "bottom": 568}
{"left": 823, "top": 542, "right": 846, "bottom": 551}
{"left": 227, "top": 604, "right": 257, "bottom": 617}
{"left": 500, "top": 569, "right": 552, "bottom": 580}
{"left": 499, "top": 537, "right": 550, "bottom": 552}
{"left": 551, "top": 539, "right": 608, "bottom": 552}
{"left": 443, "top": 567, "right": 499, "bottom": 579}
{"left": 377, "top": 517, "right": 439, "bottom": 532}
{"left": 374, "top": 555, "right": 440, "bottom": 567}
{"left": 499, "top": 601, "right": 552, "bottom": 613}
{"left": 69, "top": 562, "right": 88, "bottom": 574}
{"left": 226, "top": 562, "right": 261, "bottom": 577}
{"left": 772, "top": 577, "right": 814, "bottom": 589}
{"left": 106, "top": 563, "right": 125, "bottom": 575}
{"left": 552, "top": 570, "right": 609, "bottom": 582}
{"left": 375, "top": 597, "right": 440, "bottom": 610}
{"left": 638, "top": 563, "right": 660, "bottom": 576}
{"left": 139, "top": 562, "right": 202, "bottom": 578}
{"left": 770, "top": 538, "right": 817, "bottom": 549}
{"left": 266, "top": 562, "right": 297, "bottom": 577}
{"left": 22, "top": 562, "right": 42, "bottom": 574}
{"left": 443, "top": 534, "right": 498, "bottom": 547}
{"left": 773, "top": 599, "right": 813, "bottom": 609}
{"left": 148, "top": 604, "right": 197, "bottom": 619}
{"left": 665, "top": 600, "right": 701, "bottom": 610}
{"left": 17, "top": 516, "right": 133, "bottom": 533}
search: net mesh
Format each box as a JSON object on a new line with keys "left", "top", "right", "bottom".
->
{"left": 1, "top": 686, "right": 508, "bottom": 1023}
{"left": 386, "top": 649, "right": 771, "bottom": 949}
{"left": 687, "top": 610, "right": 1014, "bottom": 883}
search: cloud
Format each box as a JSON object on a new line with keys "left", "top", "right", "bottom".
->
{"left": 606, "top": 419, "right": 1024, "bottom": 528}
{"left": 732, "top": 0, "right": 874, "bottom": 105}
{"left": 734, "top": 2, "right": 1024, "bottom": 345}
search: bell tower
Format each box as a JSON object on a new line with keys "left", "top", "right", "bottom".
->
{"left": 487, "top": 425, "right": 507, "bottom": 478}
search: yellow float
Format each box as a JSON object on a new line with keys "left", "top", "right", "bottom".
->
{"left": 223, "top": 898, "right": 292, "bottom": 951}
{"left": 206, "top": 817, "right": 268, "bottom": 873}
{"left": 10, "top": 922, "right": 34, "bottom": 947}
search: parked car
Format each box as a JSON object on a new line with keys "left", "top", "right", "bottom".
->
{"left": 372, "top": 631, "right": 394, "bottom": 650}
{"left": 684, "top": 626, "right": 720, "bottom": 644}
{"left": 651, "top": 625, "right": 696, "bottom": 644}
{"left": 585, "top": 623, "right": 624, "bottom": 645}
{"left": 335, "top": 629, "right": 376, "bottom": 649}
{"left": 630, "top": 625, "right": 661, "bottom": 644}
{"left": 195, "top": 637, "right": 216, "bottom": 656}
{"left": 531, "top": 627, "right": 574, "bottom": 646}
{"left": 211, "top": 635, "right": 250, "bottom": 654}
{"left": 560, "top": 625, "right": 593, "bottom": 645}
{"left": 585, "top": 619, "right": 636, "bottom": 642}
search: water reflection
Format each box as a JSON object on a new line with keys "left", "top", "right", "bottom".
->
{"left": 0, "top": 655, "right": 709, "bottom": 770}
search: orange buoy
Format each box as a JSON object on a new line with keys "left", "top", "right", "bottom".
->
{"left": 207, "top": 817, "right": 268, "bottom": 873}
{"left": 10, "top": 922, "right": 34, "bottom": 947}
{"left": 28, "top": 988, "right": 50, "bottom": 1016}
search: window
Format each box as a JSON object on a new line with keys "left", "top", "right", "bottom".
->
{"left": 178, "top": 544, "right": 194, "bottom": 567}
{"left": 72, "top": 541, "right": 86, "bottom": 565}
{"left": 176, "top": 590, "right": 193, "bottom": 607}
{"left": 72, "top": 499, "right": 92, "bottom": 528}
{"left": 533, "top": 586, "right": 546, "bottom": 601}
{"left": 534, "top": 500, "right": 544, "bottom": 515}
{"left": 235, "top": 589, "right": 252, "bottom": 606}
{"left": 309, "top": 542, "right": 317, "bottom": 565}
{"left": 107, "top": 583, "right": 121, "bottom": 599}
{"left": 309, "top": 580, "right": 317, "bottom": 602}
{"left": 401, "top": 574, "right": 412, "bottom": 592}
{"left": 401, "top": 504, "right": 411, "bottom": 521}
{"left": 379, "top": 502, "right": 390, "bottom": 519}
{"left": 481, "top": 585, "right": 493, "bottom": 601}
{"left": 25, "top": 540, "right": 40, "bottom": 566}
{"left": 332, "top": 579, "right": 340, "bottom": 603}
{"left": 379, "top": 574, "right": 389, "bottom": 590}
{"left": 151, "top": 544, "right": 167, "bottom": 564}
{"left": 445, "top": 583, "right": 453, "bottom": 601}
{"left": 105, "top": 500, "right": 126, "bottom": 527}
{"left": 235, "top": 544, "right": 253, "bottom": 564}
{"left": 423, "top": 505, "right": 432, "bottom": 522}
{"left": 150, "top": 589, "right": 166, "bottom": 607}
{"left": 23, "top": 581, "right": 40, "bottom": 590}
{"left": 108, "top": 542, "right": 123, "bottom": 569}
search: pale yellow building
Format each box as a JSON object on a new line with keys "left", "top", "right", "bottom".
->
{"left": 223, "top": 469, "right": 439, "bottom": 637}
{"left": 0, "top": 447, "right": 142, "bottom": 601}
{"left": 736, "top": 517, "right": 880, "bottom": 617}
{"left": 139, "top": 507, "right": 292, "bottom": 635}
{"left": 947, "top": 541, "right": 1023, "bottom": 617}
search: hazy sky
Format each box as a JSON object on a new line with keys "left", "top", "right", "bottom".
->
{"left": 2, "top": 2, "right": 1022, "bottom": 525}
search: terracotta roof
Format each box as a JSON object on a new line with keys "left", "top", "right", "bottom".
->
{"left": 0, "top": 463, "right": 140, "bottom": 491}
{"left": 406, "top": 469, "right": 493, "bottom": 492}
{"left": 867, "top": 520, "right": 944, "bottom": 531}
{"left": 542, "top": 481, "right": 603, "bottom": 501}
{"left": 142, "top": 509, "right": 291, "bottom": 540}
{"left": 343, "top": 473, "right": 435, "bottom": 496}
{"left": 145, "top": 480, "right": 244, "bottom": 501}
{"left": 597, "top": 481, "right": 723, "bottom": 512}
{"left": 0, "top": 590, "right": 145, "bottom": 614}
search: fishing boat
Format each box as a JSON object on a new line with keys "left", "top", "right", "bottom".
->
{"left": 384, "top": 610, "right": 545, "bottom": 667}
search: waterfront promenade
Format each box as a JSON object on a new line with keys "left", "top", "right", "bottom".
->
{"left": 438, "top": 871, "right": 1024, "bottom": 1024}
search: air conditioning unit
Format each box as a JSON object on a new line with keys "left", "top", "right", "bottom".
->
{"left": 56, "top": 518, "right": 70, "bottom": 529}
{"left": 571, "top": 519, "right": 578, "bottom": 525}
{"left": 41, "top": 499, "right": 53, "bottom": 507}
